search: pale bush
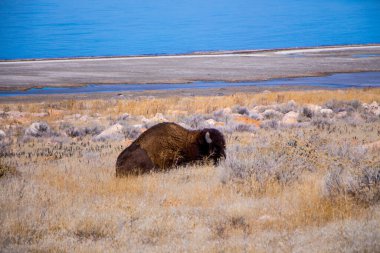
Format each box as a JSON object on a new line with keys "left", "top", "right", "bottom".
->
{"left": 213, "top": 108, "right": 230, "bottom": 121}
{"left": 24, "top": 122, "right": 52, "bottom": 138}
{"left": 311, "top": 116, "right": 333, "bottom": 129}
{"left": 342, "top": 113, "right": 365, "bottom": 127}
{"left": 260, "top": 120, "right": 279, "bottom": 129}
{"left": 232, "top": 105, "right": 249, "bottom": 115}
{"left": 117, "top": 113, "right": 130, "bottom": 121}
{"left": 262, "top": 109, "right": 283, "bottom": 120}
{"left": 300, "top": 106, "right": 314, "bottom": 119}
{"left": 233, "top": 124, "right": 257, "bottom": 133}
{"left": 361, "top": 111, "right": 380, "bottom": 123}
{"left": 61, "top": 123, "right": 103, "bottom": 138}
{"left": 121, "top": 125, "right": 142, "bottom": 140}
{"left": 181, "top": 115, "right": 207, "bottom": 129}
{"left": 324, "top": 141, "right": 369, "bottom": 166}
{"left": 324, "top": 164, "right": 380, "bottom": 205}
{"left": 324, "top": 99, "right": 362, "bottom": 113}
{"left": 275, "top": 100, "right": 298, "bottom": 114}
{"left": 220, "top": 137, "right": 318, "bottom": 185}
{"left": 248, "top": 111, "right": 262, "bottom": 120}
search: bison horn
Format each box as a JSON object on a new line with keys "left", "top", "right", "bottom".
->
{"left": 205, "top": 131, "right": 212, "bottom": 144}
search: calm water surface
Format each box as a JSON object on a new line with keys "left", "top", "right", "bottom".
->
{"left": 1, "top": 0, "right": 380, "bottom": 59}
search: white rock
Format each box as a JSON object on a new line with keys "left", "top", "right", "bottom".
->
{"left": 0, "top": 130, "right": 5, "bottom": 139}
{"left": 287, "top": 100, "right": 297, "bottom": 107}
{"left": 282, "top": 111, "right": 299, "bottom": 125}
{"left": 205, "top": 119, "right": 216, "bottom": 126}
{"left": 178, "top": 122, "right": 188, "bottom": 128}
{"left": 362, "top": 140, "right": 380, "bottom": 150}
{"left": 118, "top": 113, "right": 130, "bottom": 120}
{"left": 230, "top": 113, "right": 242, "bottom": 118}
{"left": 139, "top": 115, "right": 148, "bottom": 122}
{"left": 320, "top": 108, "right": 333, "bottom": 116}
{"left": 25, "top": 122, "right": 51, "bottom": 137}
{"left": 142, "top": 113, "right": 168, "bottom": 125}
{"left": 31, "top": 112, "right": 48, "bottom": 117}
{"left": 6, "top": 111, "right": 27, "bottom": 119}
{"left": 222, "top": 107, "right": 232, "bottom": 115}
{"left": 307, "top": 104, "right": 322, "bottom": 113}
{"left": 93, "top": 123, "right": 124, "bottom": 141}
{"left": 167, "top": 110, "right": 187, "bottom": 116}
{"left": 79, "top": 115, "right": 89, "bottom": 121}
{"left": 152, "top": 113, "right": 167, "bottom": 122}
{"left": 373, "top": 108, "right": 380, "bottom": 116}
{"left": 257, "top": 215, "right": 276, "bottom": 223}
{"left": 263, "top": 109, "right": 283, "bottom": 119}
{"left": 336, "top": 111, "right": 348, "bottom": 119}
{"left": 369, "top": 101, "right": 380, "bottom": 116}
{"left": 369, "top": 101, "right": 379, "bottom": 109}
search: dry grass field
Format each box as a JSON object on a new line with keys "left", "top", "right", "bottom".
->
{"left": 1, "top": 88, "right": 380, "bottom": 252}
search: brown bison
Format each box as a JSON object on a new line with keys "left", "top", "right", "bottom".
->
{"left": 116, "top": 122, "right": 226, "bottom": 176}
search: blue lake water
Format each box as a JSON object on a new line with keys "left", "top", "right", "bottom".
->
{"left": 1, "top": 72, "right": 379, "bottom": 97}
{"left": 1, "top": 0, "right": 380, "bottom": 60}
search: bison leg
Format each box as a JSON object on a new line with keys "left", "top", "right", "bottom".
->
{"left": 116, "top": 144, "right": 154, "bottom": 176}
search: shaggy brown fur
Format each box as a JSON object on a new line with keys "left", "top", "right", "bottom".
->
{"left": 116, "top": 122, "right": 226, "bottom": 176}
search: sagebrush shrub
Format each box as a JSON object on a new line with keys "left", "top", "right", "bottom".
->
{"left": 324, "top": 164, "right": 380, "bottom": 205}
{"left": 232, "top": 106, "right": 250, "bottom": 116}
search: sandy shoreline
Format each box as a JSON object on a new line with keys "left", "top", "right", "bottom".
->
{"left": 1, "top": 44, "right": 379, "bottom": 63}
{"left": 1, "top": 44, "right": 380, "bottom": 93}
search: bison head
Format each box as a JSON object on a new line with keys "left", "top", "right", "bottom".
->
{"left": 198, "top": 128, "right": 226, "bottom": 165}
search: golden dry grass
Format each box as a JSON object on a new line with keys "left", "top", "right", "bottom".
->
{"left": 2, "top": 88, "right": 380, "bottom": 121}
{"left": 1, "top": 141, "right": 378, "bottom": 252}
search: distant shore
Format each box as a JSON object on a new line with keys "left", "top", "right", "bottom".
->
{"left": 0, "top": 44, "right": 379, "bottom": 93}
{"left": 1, "top": 44, "right": 380, "bottom": 63}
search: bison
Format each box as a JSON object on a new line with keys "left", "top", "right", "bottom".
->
{"left": 116, "top": 122, "right": 226, "bottom": 176}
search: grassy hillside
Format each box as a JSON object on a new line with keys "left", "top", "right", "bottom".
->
{"left": 1, "top": 88, "right": 380, "bottom": 252}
